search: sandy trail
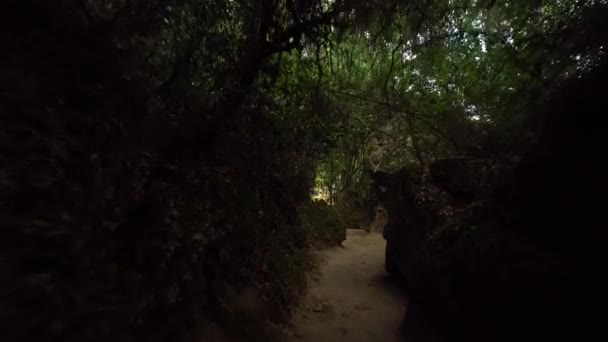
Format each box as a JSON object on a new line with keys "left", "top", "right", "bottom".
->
{"left": 288, "top": 229, "right": 406, "bottom": 342}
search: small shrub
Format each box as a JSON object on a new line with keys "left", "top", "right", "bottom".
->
{"left": 299, "top": 200, "right": 347, "bottom": 247}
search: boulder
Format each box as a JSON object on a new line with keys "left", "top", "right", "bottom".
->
{"left": 429, "top": 158, "right": 494, "bottom": 200}
{"left": 401, "top": 63, "right": 608, "bottom": 342}
{"left": 371, "top": 154, "right": 495, "bottom": 282}
{"left": 368, "top": 204, "right": 388, "bottom": 233}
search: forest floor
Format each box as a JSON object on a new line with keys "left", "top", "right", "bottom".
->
{"left": 287, "top": 229, "right": 406, "bottom": 342}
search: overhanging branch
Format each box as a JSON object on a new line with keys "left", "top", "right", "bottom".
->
{"left": 329, "top": 89, "right": 461, "bottom": 150}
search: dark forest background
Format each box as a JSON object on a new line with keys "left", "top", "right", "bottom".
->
{"left": 1, "top": 1, "right": 607, "bottom": 341}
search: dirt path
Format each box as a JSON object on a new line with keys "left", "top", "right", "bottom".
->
{"left": 288, "top": 229, "right": 406, "bottom": 342}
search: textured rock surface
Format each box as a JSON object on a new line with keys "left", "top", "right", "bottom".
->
{"left": 378, "top": 65, "right": 608, "bottom": 342}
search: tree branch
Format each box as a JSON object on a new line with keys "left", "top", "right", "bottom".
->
{"left": 329, "top": 89, "right": 460, "bottom": 150}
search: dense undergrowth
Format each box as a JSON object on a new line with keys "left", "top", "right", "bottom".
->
{"left": 0, "top": 1, "right": 344, "bottom": 341}
{"left": 299, "top": 201, "right": 347, "bottom": 247}
{"left": 2, "top": 0, "right": 607, "bottom": 341}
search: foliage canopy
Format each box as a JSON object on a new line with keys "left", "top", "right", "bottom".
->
{"left": 2, "top": 0, "right": 607, "bottom": 341}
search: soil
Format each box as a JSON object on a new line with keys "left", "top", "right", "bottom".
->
{"left": 288, "top": 229, "right": 406, "bottom": 342}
